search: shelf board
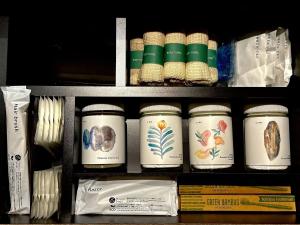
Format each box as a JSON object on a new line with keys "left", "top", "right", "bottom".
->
{"left": 74, "top": 213, "right": 297, "bottom": 224}
{"left": 0, "top": 215, "right": 58, "bottom": 224}
{"left": 74, "top": 215, "right": 179, "bottom": 224}
{"left": 179, "top": 213, "right": 297, "bottom": 224}
{"left": 73, "top": 169, "right": 298, "bottom": 185}
{"left": 28, "top": 86, "right": 293, "bottom": 98}
{"left": 73, "top": 170, "right": 295, "bottom": 177}
{"left": 73, "top": 164, "right": 297, "bottom": 177}
{"left": 73, "top": 171, "right": 181, "bottom": 178}
{"left": 1, "top": 213, "right": 298, "bottom": 224}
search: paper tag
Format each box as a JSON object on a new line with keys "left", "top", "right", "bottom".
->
{"left": 140, "top": 115, "right": 183, "bottom": 166}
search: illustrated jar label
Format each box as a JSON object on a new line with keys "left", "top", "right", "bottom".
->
{"left": 245, "top": 116, "right": 290, "bottom": 167}
{"left": 140, "top": 115, "right": 183, "bottom": 166}
{"left": 82, "top": 115, "right": 125, "bottom": 165}
{"left": 189, "top": 116, "right": 234, "bottom": 167}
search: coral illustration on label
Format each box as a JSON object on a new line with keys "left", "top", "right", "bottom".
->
{"left": 195, "top": 120, "right": 227, "bottom": 160}
{"left": 83, "top": 126, "right": 116, "bottom": 152}
{"left": 147, "top": 120, "right": 174, "bottom": 159}
{"left": 264, "top": 121, "right": 280, "bottom": 161}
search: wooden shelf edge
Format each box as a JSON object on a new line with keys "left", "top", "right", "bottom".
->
{"left": 1, "top": 213, "right": 298, "bottom": 224}
{"left": 28, "top": 86, "right": 294, "bottom": 98}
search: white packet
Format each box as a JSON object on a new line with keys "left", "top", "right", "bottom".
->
{"left": 39, "top": 170, "right": 45, "bottom": 219}
{"left": 1, "top": 86, "right": 31, "bottom": 214}
{"left": 43, "top": 169, "right": 51, "bottom": 219}
{"left": 54, "top": 169, "right": 60, "bottom": 215}
{"left": 48, "top": 97, "right": 54, "bottom": 144}
{"left": 55, "top": 98, "right": 62, "bottom": 144}
{"left": 48, "top": 170, "right": 55, "bottom": 218}
{"left": 273, "top": 28, "right": 292, "bottom": 87}
{"left": 53, "top": 97, "right": 59, "bottom": 144}
{"left": 34, "top": 97, "right": 45, "bottom": 145}
{"left": 265, "top": 30, "right": 277, "bottom": 86}
{"left": 41, "top": 98, "right": 55, "bottom": 155}
{"left": 44, "top": 170, "right": 51, "bottom": 219}
{"left": 230, "top": 33, "right": 267, "bottom": 87}
{"left": 49, "top": 166, "right": 62, "bottom": 218}
{"left": 42, "top": 98, "right": 50, "bottom": 144}
{"left": 35, "top": 171, "right": 41, "bottom": 219}
{"left": 58, "top": 98, "right": 64, "bottom": 143}
{"left": 75, "top": 179, "right": 178, "bottom": 216}
{"left": 284, "top": 30, "right": 293, "bottom": 85}
{"left": 31, "top": 171, "right": 39, "bottom": 218}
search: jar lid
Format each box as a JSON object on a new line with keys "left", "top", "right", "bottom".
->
{"left": 244, "top": 104, "right": 288, "bottom": 114}
{"left": 82, "top": 104, "right": 124, "bottom": 112}
{"left": 140, "top": 103, "right": 181, "bottom": 113}
{"left": 188, "top": 104, "right": 231, "bottom": 114}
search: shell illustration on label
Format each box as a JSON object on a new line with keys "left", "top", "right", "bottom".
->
{"left": 195, "top": 120, "right": 227, "bottom": 160}
{"left": 264, "top": 121, "right": 281, "bottom": 160}
{"left": 147, "top": 120, "right": 174, "bottom": 159}
{"left": 83, "top": 126, "right": 116, "bottom": 152}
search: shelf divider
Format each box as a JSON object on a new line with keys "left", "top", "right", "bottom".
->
{"left": 115, "top": 18, "right": 126, "bottom": 87}
{"left": 60, "top": 96, "right": 76, "bottom": 222}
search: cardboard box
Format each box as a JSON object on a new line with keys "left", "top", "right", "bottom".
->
{"left": 180, "top": 213, "right": 297, "bottom": 224}
{"left": 180, "top": 195, "right": 296, "bottom": 212}
{"left": 179, "top": 185, "right": 291, "bottom": 194}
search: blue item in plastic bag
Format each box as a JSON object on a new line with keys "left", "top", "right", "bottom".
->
{"left": 217, "top": 42, "right": 235, "bottom": 82}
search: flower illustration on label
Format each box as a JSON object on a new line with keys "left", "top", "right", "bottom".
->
{"left": 157, "top": 120, "right": 167, "bottom": 130}
{"left": 83, "top": 126, "right": 116, "bottom": 152}
{"left": 147, "top": 120, "right": 174, "bottom": 159}
{"left": 195, "top": 120, "right": 227, "bottom": 160}
{"left": 214, "top": 136, "right": 224, "bottom": 145}
{"left": 218, "top": 120, "right": 227, "bottom": 133}
{"left": 195, "top": 130, "right": 211, "bottom": 146}
{"left": 194, "top": 149, "right": 210, "bottom": 159}
{"left": 264, "top": 121, "right": 280, "bottom": 161}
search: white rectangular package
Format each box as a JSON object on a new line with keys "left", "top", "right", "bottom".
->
{"left": 229, "top": 28, "right": 292, "bottom": 87}
{"left": 75, "top": 179, "right": 178, "bottom": 216}
{"left": 230, "top": 34, "right": 267, "bottom": 87}
{"left": 265, "top": 30, "right": 277, "bottom": 86}
{"left": 273, "top": 28, "right": 293, "bottom": 87}
{"left": 1, "top": 86, "right": 31, "bottom": 214}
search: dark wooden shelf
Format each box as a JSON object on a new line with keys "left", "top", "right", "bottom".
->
{"left": 1, "top": 11, "right": 300, "bottom": 225}
{"left": 73, "top": 170, "right": 296, "bottom": 177}
{"left": 74, "top": 215, "right": 179, "bottom": 224}
{"left": 28, "top": 86, "right": 294, "bottom": 99}
{"left": 73, "top": 213, "right": 298, "bottom": 224}
{"left": 73, "top": 170, "right": 181, "bottom": 178}
{"left": 0, "top": 215, "right": 58, "bottom": 224}
{"left": 72, "top": 168, "right": 298, "bottom": 186}
{"left": 1, "top": 213, "right": 298, "bottom": 224}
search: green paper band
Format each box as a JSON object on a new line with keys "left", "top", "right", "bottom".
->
{"left": 208, "top": 49, "right": 217, "bottom": 68}
{"left": 143, "top": 45, "right": 164, "bottom": 65}
{"left": 130, "top": 51, "right": 143, "bottom": 69}
{"left": 187, "top": 44, "right": 208, "bottom": 63}
{"left": 164, "top": 43, "right": 186, "bottom": 62}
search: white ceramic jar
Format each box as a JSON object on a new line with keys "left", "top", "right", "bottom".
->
{"left": 81, "top": 104, "right": 125, "bottom": 168}
{"left": 188, "top": 104, "right": 234, "bottom": 169}
{"left": 244, "top": 105, "right": 291, "bottom": 170}
{"left": 140, "top": 103, "right": 183, "bottom": 168}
